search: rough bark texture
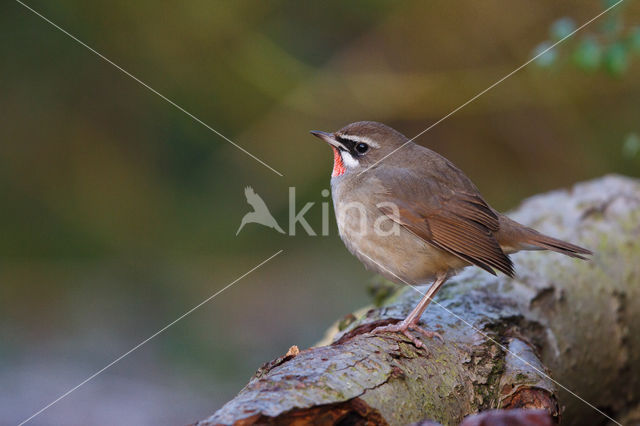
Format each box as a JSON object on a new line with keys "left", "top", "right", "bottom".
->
{"left": 197, "top": 175, "right": 640, "bottom": 426}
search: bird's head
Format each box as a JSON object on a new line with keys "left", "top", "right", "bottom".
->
{"left": 310, "top": 121, "right": 408, "bottom": 178}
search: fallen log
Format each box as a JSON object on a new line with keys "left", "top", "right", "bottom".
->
{"left": 197, "top": 175, "right": 640, "bottom": 425}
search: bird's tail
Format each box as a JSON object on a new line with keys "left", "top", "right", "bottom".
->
{"left": 497, "top": 215, "right": 592, "bottom": 259}
{"left": 520, "top": 230, "right": 592, "bottom": 259}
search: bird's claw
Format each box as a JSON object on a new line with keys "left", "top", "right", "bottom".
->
{"left": 371, "top": 322, "right": 443, "bottom": 348}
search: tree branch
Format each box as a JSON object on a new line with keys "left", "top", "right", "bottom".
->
{"left": 197, "top": 175, "right": 640, "bottom": 425}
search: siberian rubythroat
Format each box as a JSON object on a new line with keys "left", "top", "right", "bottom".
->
{"left": 311, "top": 121, "right": 591, "bottom": 348}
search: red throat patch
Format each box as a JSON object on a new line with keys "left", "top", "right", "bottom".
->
{"left": 331, "top": 147, "right": 346, "bottom": 177}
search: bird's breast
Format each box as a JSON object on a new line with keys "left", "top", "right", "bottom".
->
{"left": 332, "top": 190, "right": 464, "bottom": 285}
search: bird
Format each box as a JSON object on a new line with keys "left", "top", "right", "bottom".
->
{"left": 310, "top": 121, "right": 591, "bottom": 348}
{"left": 236, "top": 186, "right": 285, "bottom": 235}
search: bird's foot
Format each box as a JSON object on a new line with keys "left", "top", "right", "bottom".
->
{"left": 371, "top": 320, "right": 443, "bottom": 348}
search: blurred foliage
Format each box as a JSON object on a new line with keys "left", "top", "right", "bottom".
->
{"left": 534, "top": 0, "right": 640, "bottom": 76}
{"left": 366, "top": 276, "right": 398, "bottom": 308}
{"left": 623, "top": 133, "right": 640, "bottom": 159}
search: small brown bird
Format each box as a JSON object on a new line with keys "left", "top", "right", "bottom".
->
{"left": 311, "top": 121, "right": 591, "bottom": 348}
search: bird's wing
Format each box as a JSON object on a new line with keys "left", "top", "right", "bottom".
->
{"left": 375, "top": 163, "right": 513, "bottom": 277}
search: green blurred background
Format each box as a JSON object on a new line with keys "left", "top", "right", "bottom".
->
{"left": 1, "top": 1, "right": 639, "bottom": 424}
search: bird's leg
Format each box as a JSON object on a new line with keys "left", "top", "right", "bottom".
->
{"left": 371, "top": 273, "right": 448, "bottom": 348}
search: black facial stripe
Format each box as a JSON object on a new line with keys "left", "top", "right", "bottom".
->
{"left": 335, "top": 135, "right": 356, "bottom": 152}
{"left": 335, "top": 135, "right": 371, "bottom": 157}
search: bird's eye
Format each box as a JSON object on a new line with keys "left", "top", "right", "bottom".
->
{"left": 355, "top": 143, "right": 369, "bottom": 154}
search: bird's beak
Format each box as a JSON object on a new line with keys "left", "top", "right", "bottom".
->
{"left": 310, "top": 130, "right": 342, "bottom": 149}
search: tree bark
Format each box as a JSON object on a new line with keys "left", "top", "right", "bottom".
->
{"left": 196, "top": 175, "right": 640, "bottom": 426}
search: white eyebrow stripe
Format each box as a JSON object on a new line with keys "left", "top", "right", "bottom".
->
{"left": 335, "top": 134, "right": 379, "bottom": 148}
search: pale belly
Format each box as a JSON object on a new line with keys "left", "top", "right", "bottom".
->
{"left": 334, "top": 201, "right": 467, "bottom": 285}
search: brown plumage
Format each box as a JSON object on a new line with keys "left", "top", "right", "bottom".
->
{"left": 311, "top": 121, "right": 591, "bottom": 348}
